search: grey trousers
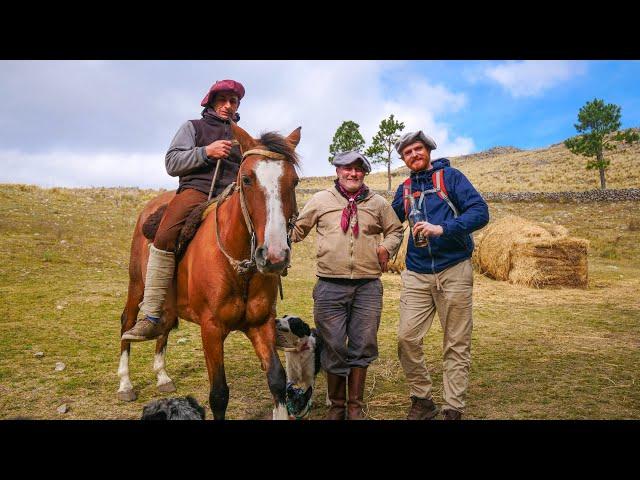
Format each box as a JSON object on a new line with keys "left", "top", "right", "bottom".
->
{"left": 313, "top": 277, "right": 383, "bottom": 377}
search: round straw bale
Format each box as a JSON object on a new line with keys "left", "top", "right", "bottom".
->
{"left": 473, "top": 215, "right": 589, "bottom": 288}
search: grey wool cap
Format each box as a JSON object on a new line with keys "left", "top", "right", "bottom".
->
{"left": 332, "top": 151, "right": 371, "bottom": 173}
{"left": 395, "top": 130, "right": 437, "bottom": 155}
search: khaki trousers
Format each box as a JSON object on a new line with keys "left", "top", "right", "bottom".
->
{"left": 398, "top": 259, "right": 474, "bottom": 412}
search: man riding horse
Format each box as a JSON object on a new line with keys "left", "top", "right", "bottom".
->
{"left": 122, "top": 79, "right": 246, "bottom": 342}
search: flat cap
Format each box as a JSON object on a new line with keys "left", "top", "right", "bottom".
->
{"left": 332, "top": 151, "right": 371, "bottom": 173}
{"left": 395, "top": 130, "right": 437, "bottom": 155}
{"left": 200, "top": 79, "right": 246, "bottom": 106}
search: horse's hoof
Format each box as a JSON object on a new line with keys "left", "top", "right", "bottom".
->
{"left": 158, "top": 381, "right": 177, "bottom": 393}
{"left": 118, "top": 390, "right": 137, "bottom": 402}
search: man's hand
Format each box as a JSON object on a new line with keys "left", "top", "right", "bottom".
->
{"left": 205, "top": 140, "right": 233, "bottom": 160}
{"left": 413, "top": 221, "right": 444, "bottom": 238}
{"left": 377, "top": 245, "right": 390, "bottom": 272}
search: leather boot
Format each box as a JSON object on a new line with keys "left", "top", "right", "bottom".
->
{"left": 347, "top": 367, "right": 367, "bottom": 420}
{"left": 325, "top": 373, "right": 346, "bottom": 420}
{"left": 406, "top": 396, "right": 439, "bottom": 420}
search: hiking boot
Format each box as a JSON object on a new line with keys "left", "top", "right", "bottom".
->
{"left": 406, "top": 396, "right": 439, "bottom": 420}
{"left": 121, "top": 317, "right": 165, "bottom": 342}
{"left": 442, "top": 409, "right": 462, "bottom": 420}
{"left": 347, "top": 367, "right": 367, "bottom": 420}
{"left": 325, "top": 373, "right": 347, "bottom": 420}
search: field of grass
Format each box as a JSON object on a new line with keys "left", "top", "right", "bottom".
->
{"left": 301, "top": 139, "right": 640, "bottom": 193}
{"left": 0, "top": 184, "right": 639, "bottom": 419}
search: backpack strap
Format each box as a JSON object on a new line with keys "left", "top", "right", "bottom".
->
{"left": 432, "top": 169, "right": 459, "bottom": 218}
{"left": 402, "top": 177, "right": 412, "bottom": 218}
{"left": 403, "top": 170, "right": 459, "bottom": 219}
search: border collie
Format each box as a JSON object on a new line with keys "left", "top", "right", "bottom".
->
{"left": 141, "top": 395, "right": 206, "bottom": 420}
{"left": 275, "top": 314, "right": 323, "bottom": 419}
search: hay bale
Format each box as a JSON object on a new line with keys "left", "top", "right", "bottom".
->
{"left": 388, "top": 224, "right": 409, "bottom": 274}
{"left": 473, "top": 215, "right": 589, "bottom": 288}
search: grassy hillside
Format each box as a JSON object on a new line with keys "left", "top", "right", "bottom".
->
{"left": 301, "top": 137, "right": 640, "bottom": 192}
{"left": 1, "top": 184, "right": 638, "bottom": 419}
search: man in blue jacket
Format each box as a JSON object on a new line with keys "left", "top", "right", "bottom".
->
{"left": 391, "top": 130, "right": 489, "bottom": 420}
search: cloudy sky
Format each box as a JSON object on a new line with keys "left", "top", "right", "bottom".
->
{"left": 1, "top": 60, "right": 639, "bottom": 189}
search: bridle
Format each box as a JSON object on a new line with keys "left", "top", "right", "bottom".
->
{"left": 213, "top": 148, "right": 298, "bottom": 278}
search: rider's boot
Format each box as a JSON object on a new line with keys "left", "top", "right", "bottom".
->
{"left": 121, "top": 244, "right": 175, "bottom": 342}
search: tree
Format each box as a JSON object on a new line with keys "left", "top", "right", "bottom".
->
{"left": 564, "top": 98, "right": 639, "bottom": 190}
{"left": 328, "top": 120, "right": 366, "bottom": 163}
{"left": 365, "top": 114, "right": 405, "bottom": 191}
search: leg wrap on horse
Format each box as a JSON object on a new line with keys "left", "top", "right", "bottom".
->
{"left": 140, "top": 244, "right": 175, "bottom": 318}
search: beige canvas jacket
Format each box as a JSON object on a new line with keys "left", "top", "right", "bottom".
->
{"left": 291, "top": 187, "right": 404, "bottom": 279}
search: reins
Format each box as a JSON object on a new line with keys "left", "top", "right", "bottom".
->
{"left": 213, "top": 147, "right": 299, "bottom": 300}
{"left": 214, "top": 182, "right": 256, "bottom": 274}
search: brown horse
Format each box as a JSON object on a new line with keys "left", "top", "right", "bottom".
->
{"left": 118, "top": 123, "right": 301, "bottom": 420}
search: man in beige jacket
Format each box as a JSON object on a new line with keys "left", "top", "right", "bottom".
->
{"left": 291, "top": 151, "right": 403, "bottom": 420}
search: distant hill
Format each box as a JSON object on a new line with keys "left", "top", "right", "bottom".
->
{"left": 301, "top": 133, "right": 640, "bottom": 193}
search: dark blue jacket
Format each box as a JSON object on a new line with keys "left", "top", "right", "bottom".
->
{"left": 392, "top": 158, "right": 489, "bottom": 274}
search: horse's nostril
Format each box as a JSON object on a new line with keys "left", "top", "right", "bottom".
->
{"left": 255, "top": 246, "right": 267, "bottom": 261}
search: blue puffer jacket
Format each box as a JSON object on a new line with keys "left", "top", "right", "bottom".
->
{"left": 392, "top": 158, "right": 489, "bottom": 274}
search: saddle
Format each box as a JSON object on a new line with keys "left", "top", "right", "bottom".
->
{"left": 142, "top": 183, "right": 238, "bottom": 260}
{"left": 142, "top": 198, "right": 217, "bottom": 261}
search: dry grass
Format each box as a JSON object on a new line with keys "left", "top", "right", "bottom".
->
{"left": 1, "top": 184, "right": 639, "bottom": 419}
{"left": 301, "top": 139, "right": 640, "bottom": 192}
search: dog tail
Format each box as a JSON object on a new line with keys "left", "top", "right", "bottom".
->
{"left": 311, "top": 329, "right": 323, "bottom": 376}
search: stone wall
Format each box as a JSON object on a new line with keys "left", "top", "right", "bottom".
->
{"left": 296, "top": 188, "right": 640, "bottom": 203}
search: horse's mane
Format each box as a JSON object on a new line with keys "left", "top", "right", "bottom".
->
{"left": 258, "top": 132, "right": 300, "bottom": 168}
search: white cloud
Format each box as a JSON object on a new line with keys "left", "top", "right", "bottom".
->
{"left": 0, "top": 60, "right": 476, "bottom": 187}
{"left": 0, "top": 149, "right": 177, "bottom": 189}
{"left": 483, "top": 60, "right": 587, "bottom": 98}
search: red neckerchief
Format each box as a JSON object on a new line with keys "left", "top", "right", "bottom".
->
{"left": 334, "top": 180, "right": 369, "bottom": 238}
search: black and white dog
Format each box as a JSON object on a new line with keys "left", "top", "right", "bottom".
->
{"left": 141, "top": 395, "right": 206, "bottom": 420}
{"left": 275, "top": 314, "right": 323, "bottom": 419}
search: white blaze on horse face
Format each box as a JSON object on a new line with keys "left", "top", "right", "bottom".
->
{"left": 255, "top": 160, "right": 289, "bottom": 259}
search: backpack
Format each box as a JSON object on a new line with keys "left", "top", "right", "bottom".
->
{"left": 403, "top": 169, "right": 459, "bottom": 219}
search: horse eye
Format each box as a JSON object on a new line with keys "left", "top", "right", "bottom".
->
{"left": 242, "top": 176, "right": 251, "bottom": 186}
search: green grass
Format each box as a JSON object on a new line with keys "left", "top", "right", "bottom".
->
{"left": 0, "top": 184, "right": 639, "bottom": 419}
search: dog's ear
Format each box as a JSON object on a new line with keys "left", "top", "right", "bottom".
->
{"left": 303, "top": 386, "right": 313, "bottom": 405}
{"left": 185, "top": 396, "right": 206, "bottom": 419}
{"left": 289, "top": 317, "right": 311, "bottom": 338}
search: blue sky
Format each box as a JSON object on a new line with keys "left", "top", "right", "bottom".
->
{"left": 1, "top": 60, "right": 638, "bottom": 189}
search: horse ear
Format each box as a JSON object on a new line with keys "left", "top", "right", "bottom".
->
{"left": 230, "top": 122, "right": 258, "bottom": 154}
{"left": 286, "top": 126, "right": 302, "bottom": 149}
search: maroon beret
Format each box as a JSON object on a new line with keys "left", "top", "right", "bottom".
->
{"left": 200, "top": 79, "right": 245, "bottom": 106}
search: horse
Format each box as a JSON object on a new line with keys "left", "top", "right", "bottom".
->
{"left": 117, "top": 123, "right": 301, "bottom": 420}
